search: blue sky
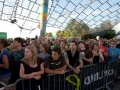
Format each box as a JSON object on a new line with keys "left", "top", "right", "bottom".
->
{"left": 0, "top": 0, "right": 120, "bottom": 38}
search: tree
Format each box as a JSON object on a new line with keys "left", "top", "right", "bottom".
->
{"left": 100, "top": 20, "right": 112, "bottom": 30}
{"left": 56, "top": 30, "right": 61, "bottom": 37}
{"left": 7, "top": 38, "right": 13, "bottom": 41}
{"left": 45, "top": 32, "right": 52, "bottom": 37}
{"left": 64, "top": 31, "right": 70, "bottom": 37}
{"left": 103, "top": 30, "right": 115, "bottom": 39}
{"left": 81, "top": 34, "right": 96, "bottom": 40}
{"left": 63, "top": 19, "right": 90, "bottom": 37}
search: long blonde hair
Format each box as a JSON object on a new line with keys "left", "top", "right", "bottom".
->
{"left": 22, "top": 46, "right": 38, "bottom": 65}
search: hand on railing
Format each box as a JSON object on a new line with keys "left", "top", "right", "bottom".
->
{"left": 74, "top": 67, "right": 80, "bottom": 74}
{"left": 34, "top": 75, "right": 41, "bottom": 80}
{"left": 58, "top": 70, "right": 65, "bottom": 74}
{"left": 27, "top": 73, "right": 35, "bottom": 79}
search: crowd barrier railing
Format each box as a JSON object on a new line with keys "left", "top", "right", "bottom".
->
{"left": 0, "top": 82, "right": 14, "bottom": 90}
{"left": 0, "top": 82, "right": 8, "bottom": 90}
{"left": 11, "top": 62, "right": 107, "bottom": 90}
{"left": 105, "top": 59, "right": 120, "bottom": 89}
{"left": 0, "top": 59, "right": 119, "bottom": 90}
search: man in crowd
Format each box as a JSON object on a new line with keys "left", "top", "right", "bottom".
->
{"left": 64, "top": 41, "right": 83, "bottom": 74}
{"left": 10, "top": 37, "right": 24, "bottom": 84}
{"left": 107, "top": 40, "right": 120, "bottom": 63}
{"left": 44, "top": 47, "right": 66, "bottom": 74}
{"left": 116, "top": 39, "right": 120, "bottom": 49}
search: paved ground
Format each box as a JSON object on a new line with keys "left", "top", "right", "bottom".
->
{"left": 113, "top": 83, "right": 120, "bottom": 90}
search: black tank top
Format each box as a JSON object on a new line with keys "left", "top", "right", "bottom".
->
{"left": 93, "top": 55, "right": 99, "bottom": 64}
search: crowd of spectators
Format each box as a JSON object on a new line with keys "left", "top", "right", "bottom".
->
{"left": 0, "top": 36, "right": 120, "bottom": 90}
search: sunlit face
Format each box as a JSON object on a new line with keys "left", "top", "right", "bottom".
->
{"left": 13, "top": 40, "right": 20, "bottom": 48}
{"left": 52, "top": 51, "right": 60, "bottom": 60}
{"left": 60, "top": 42, "right": 65, "bottom": 48}
{"left": 30, "top": 41, "right": 35, "bottom": 46}
{"left": 24, "top": 48, "right": 33, "bottom": 59}
{"left": 70, "top": 43, "right": 77, "bottom": 50}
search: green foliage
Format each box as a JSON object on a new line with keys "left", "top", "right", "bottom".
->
{"left": 56, "top": 19, "right": 90, "bottom": 37}
{"left": 45, "top": 32, "right": 52, "bottom": 37}
{"left": 100, "top": 20, "right": 112, "bottom": 30}
{"left": 7, "top": 38, "right": 13, "bottom": 41}
{"left": 56, "top": 30, "right": 70, "bottom": 37}
{"left": 103, "top": 30, "right": 115, "bottom": 39}
{"left": 81, "top": 34, "right": 96, "bottom": 40}
{"left": 55, "top": 19, "right": 114, "bottom": 38}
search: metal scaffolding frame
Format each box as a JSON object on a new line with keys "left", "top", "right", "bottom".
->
{"left": 0, "top": 0, "right": 120, "bottom": 36}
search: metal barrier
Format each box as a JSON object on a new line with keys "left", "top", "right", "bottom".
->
{"left": 105, "top": 59, "right": 120, "bottom": 89}
{"left": 0, "top": 82, "right": 8, "bottom": 90}
{"left": 41, "top": 62, "right": 107, "bottom": 90}
{"left": 0, "top": 82, "right": 14, "bottom": 90}
{"left": 1, "top": 60, "right": 120, "bottom": 90}
{"left": 13, "top": 78, "right": 41, "bottom": 90}
{"left": 106, "top": 60, "right": 118, "bottom": 84}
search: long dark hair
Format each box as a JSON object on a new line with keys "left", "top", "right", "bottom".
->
{"left": 0, "top": 39, "right": 8, "bottom": 48}
{"left": 92, "top": 43, "right": 98, "bottom": 50}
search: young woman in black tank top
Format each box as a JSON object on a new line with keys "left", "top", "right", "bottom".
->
{"left": 92, "top": 43, "right": 104, "bottom": 64}
{"left": 19, "top": 46, "right": 44, "bottom": 90}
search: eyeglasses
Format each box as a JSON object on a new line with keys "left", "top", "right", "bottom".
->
{"left": 111, "top": 43, "right": 115, "bottom": 44}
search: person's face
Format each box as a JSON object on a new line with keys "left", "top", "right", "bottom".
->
{"left": 30, "top": 42, "right": 35, "bottom": 46}
{"left": 52, "top": 51, "right": 60, "bottom": 60}
{"left": 13, "top": 40, "right": 21, "bottom": 48}
{"left": 70, "top": 43, "right": 77, "bottom": 50}
{"left": 0, "top": 42, "right": 3, "bottom": 49}
{"left": 117, "top": 40, "right": 120, "bottom": 44}
{"left": 98, "top": 40, "right": 103, "bottom": 46}
{"left": 60, "top": 42, "right": 65, "bottom": 48}
{"left": 55, "top": 40, "right": 59, "bottom": 44}
{"left": 45, "top": 40, "right": 48, "bottom": 44}
{"left": 24, "top": 48, "right": 33, "bottom": 59}
{"left": 79, "top": 42, "right": 85, "bottom": 48}
{"left": 87, "top": 41, "right": 90, "bottom": 44}
{"left": 93, "top": 40, "right": 96, "bottom": 42}
{"left": 93, "top": 45, "right": 98, "bottom": 50}
{"left": 110, "top": 42, "right": 116, "bottom": 48}
{"left": 40, "top": 45, "right": 45, "bottom": 52}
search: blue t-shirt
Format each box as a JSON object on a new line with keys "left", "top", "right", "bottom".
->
{"left": 0, "top": 49, "right": 11, "bottom": 79}
{"left": 107, "top": 48, "right": 120, "bottom": 63}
